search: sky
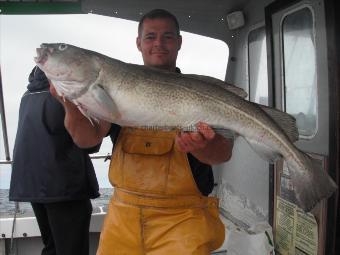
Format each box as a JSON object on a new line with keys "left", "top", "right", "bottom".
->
{"left": 0, "top": 14, "right": 229, "bottom": 189}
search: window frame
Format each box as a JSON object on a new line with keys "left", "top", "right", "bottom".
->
{"left": 279, "top": 5, "right": 318, "bottom": 139}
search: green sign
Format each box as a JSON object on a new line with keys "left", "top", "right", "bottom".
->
{"left": 0, "top": 2, "right": 82, "bottom": 15}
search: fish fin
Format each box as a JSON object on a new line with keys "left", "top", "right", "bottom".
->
{"left": 182, "top": 125, "right": 198, "bottom": 132}
{"left": 77, "top": 104, "right": 98, "bottom": 125}
{"left": 71, "top": 100, "right": 99, "bottom": 125}
{"left": 287, "top": 153, "right": 337, "bottom": 212}
{"left": 245, "top": 137, "right": 281, "bottom": 162}
{"left": 181, "top": 125, "right": 236, "bottom": 141}
{"left": 180, "top": 125, "right": 236, "bottom": 141}
{"left": 87, "top": 84, "right": 119, "bottom": 122}
{"left": 259, "top": 105, "right": 299, "bottom": 142}
{"left": 212, "top": 127, "right": 237, "bottom": 140}
{"left": 184, "top": 74, "right": 248, "bottom": 98}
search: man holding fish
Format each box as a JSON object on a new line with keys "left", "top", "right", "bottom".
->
{"left": 50, "top": 9, "right": 233, "bottom": 255}
{"left": 41, "top": 6, "right": 337, "bottom": 254}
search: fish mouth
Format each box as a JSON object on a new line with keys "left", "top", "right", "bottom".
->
{"left": 34, "top": 48, "right": 48, "bottom": 65}
{"left": 34, "top": 44, "right": 54, "bottom": 65}
{"left": 34, "top": 48, "right": 46, "bottom": 64}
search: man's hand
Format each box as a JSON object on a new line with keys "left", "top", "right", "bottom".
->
{"left": 49, "top": 83, "right": 65, "bottom": 104}
{"left": 175, "top": 122, "right": 215, "bottom": 152}
{"left": 49, "top": 83, "right": 58, "bottom": 97}
{"left": 49, "top": 81, "right": 110, "bottom": 148}
{"left": 49, "top": 83, "right": 81, "bottom": 114}
{"left": 175, "top": 122, "right": 233, "bottom": 165}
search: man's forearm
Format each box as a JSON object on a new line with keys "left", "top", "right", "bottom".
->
{"left": 191, "top": 134, "right": 233, "bottom": 165}
{"left": 63, "top": 99, "right": 111, "bottom": 148}
{"left": 49, "top": 83, "right": 111, "bottom": 147}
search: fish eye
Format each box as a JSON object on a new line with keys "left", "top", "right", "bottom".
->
{"left": 58, "top": 44, "right": 68, "bottom": 51}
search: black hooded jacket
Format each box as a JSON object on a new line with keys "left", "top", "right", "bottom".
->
{"left": 9, "top": 67, "right": 100, "bottom": 202}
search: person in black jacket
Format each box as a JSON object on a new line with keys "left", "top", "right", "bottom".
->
{"left": 9, "top": 66, "right": 100, "bottom": 255}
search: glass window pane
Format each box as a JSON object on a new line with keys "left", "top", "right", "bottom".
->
{"left": 248, "top": 26, "right": 268, "bottom": 105}
{"left": 282, "top": 8, "right": 317, "bottom": 137}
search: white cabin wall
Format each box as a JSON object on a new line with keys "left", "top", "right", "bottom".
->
{"left": 214, "top": 0, "right": 274, "bottom": 220}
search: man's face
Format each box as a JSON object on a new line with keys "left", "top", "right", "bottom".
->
{"left": 136, "top": 18, "right": 182, "bottom": 71}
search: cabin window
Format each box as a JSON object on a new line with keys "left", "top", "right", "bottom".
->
{"left": 248, "top": 26, "right": 268, "bottom": 105}
{"left": 0, "top": 14, "right": 229, "bottom": 192}
{"left": 282, "top": 7, "right": 317, "bottom": 137}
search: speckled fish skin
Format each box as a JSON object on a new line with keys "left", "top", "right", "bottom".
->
{"left": 35, "top": 43, "right": 337, "bottom": 212}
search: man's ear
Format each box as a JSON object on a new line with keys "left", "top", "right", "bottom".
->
{"left": 178, "top": 35, "right": 182, "bottom": 51}
{"left": 136, "top": 37, "right": 142, "bottom": 52}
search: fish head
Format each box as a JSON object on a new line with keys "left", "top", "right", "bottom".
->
{"left": 34, "top": 43, "right": 101, "bottom": 99}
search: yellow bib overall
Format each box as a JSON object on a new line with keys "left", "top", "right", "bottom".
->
{"left": 97, "top": 128, "right": 225, "bottom": 255}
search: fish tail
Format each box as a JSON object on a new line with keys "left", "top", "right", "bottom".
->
{"left": 288, "top": 152, "right": 337, "bottom": 212}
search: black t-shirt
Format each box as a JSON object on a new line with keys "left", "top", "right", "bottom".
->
{"left": 108, "top": 124, "right": 214, "bottom": 196}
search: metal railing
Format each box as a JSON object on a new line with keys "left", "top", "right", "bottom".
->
{"left": 0, "top": 154, "right": 111, "bottom": 165}
{"left": 0, "top": 69, "right": 11, "bottom": 162}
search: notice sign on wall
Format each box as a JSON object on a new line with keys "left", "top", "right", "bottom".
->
{"left": 275, "top": 197, "right": 318, "bottom": 255}
{"left": 274, "top": 155, "right": 327, "bottom": 255}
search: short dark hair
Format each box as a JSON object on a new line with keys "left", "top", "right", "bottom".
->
{"left": 138, "top": 9, "right": 180, "bottom": 36}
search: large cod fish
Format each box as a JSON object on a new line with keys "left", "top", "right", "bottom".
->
{"left": 35, "top": 43, "right": 337, "bottom": 212}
